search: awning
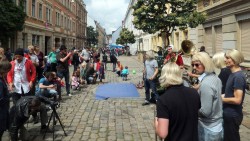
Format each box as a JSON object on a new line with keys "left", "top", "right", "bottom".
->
{"left": 109, "top": 44, "right": 124, "bottom": 49}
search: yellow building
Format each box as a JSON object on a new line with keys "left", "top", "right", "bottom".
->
{"left": 196, "top": 0, "right": 250, "bottom": 67}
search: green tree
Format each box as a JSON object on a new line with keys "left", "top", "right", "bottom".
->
{"left": 0, "top": 0, "right": 26, "bottom": 45}
{"left": 116, "top": 28, "right": 135, "bottom": 46}
{"left": 132, "top": 0, "right": 206, "bottom": 47}
{"left": 86, "top": 26, "right": 98, "bottom": 47}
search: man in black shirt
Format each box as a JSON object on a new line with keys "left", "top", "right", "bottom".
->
{"left": 56, "top": 45, "right": 72, "bottom": 96}
{"left": 110, "top": 53, "right": 117, "bottom": 72}
{"left": 102, "top": 52, "right": 108, "bottom": 70}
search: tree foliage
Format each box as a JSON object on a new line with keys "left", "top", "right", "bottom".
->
{"left": 116, "top": 28, "right": 136, "bottom": 45}
{"left": 86, "top": 26, "right": 98, "bottom": 47}
{"left": 132, "top": 0, "right": 206, "bottom": 46}
{"left": 0, "top": 0, "right": 26, "bottom": 43}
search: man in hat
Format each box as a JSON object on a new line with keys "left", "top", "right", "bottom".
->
{"left": 163, "top": 44, "right": 183, "bottom": 68}
{"left": 56, "top": 45, "right": 72, "bottom": 96}
{"left": 7, "top": 48, "right": 36, "bottom": 104}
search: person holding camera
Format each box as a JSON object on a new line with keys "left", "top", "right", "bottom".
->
{"left": 85, "top": 63, "right": 97, "bottom": 84}
{"left": 37, "top": 72, "right": 58, "bottom": 101}
{"left": 56, "top": 45, "right": 72, "bottom": 96}
{"left": 9, "top": 96, "right": 53, "bottom": 141}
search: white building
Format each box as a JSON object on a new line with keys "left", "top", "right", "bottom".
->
{"left": 123, "top": 0, "right": 157, "bottom": 55}
{"left": 111, "top": 26, "right": 122, "bottom": 44}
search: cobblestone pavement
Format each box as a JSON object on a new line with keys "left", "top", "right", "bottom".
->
{"left": 3, "top": 55, "right": 250, "bottom": 141}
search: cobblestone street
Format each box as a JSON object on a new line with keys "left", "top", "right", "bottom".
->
{"left": 3, "top": 55, "right": 250, "bottom": 141}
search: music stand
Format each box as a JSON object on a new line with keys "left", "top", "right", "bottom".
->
{"left": 43, "top": 104, "right": 67, "bottom": 141}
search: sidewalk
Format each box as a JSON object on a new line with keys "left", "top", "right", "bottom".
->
{"left": 2, "top": 55, "right": 250, "bottom": 141}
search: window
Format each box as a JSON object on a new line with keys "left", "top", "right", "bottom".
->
{"left": 61, "top": 15, "right": 63, "bottom": 27}
{"left": 56, "top": 12, "right": 60, "bottom": 26}
{"left": 64, "top": 16, "right": 67, "bottom": 28}
{"left": 213, "top": 0, "right": 220, "bottom": 3}
{"left": 32, "top": 0, "right": 36, "bottom": 17}
{"left": 72, "top": 21, "right": 75, "bottom": 31}
{"left": 46, "top": 7, "right": 51, "bottom": 23}
{"left": 38, "top": 3, "right": 42, "bottom": 20}
{"left": 203, "top": 0, "right": 210, "bottom": 7}
{"left": 32, "top": 35, "right": 40, "bottom": 45}
{"left": 22, "top": 0, "right": 27, "bottom": 13}
{"left": 68, "top": 18, "right": 70, "bottom": 29}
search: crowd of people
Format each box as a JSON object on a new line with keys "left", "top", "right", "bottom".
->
{"left": 151, "top": 44, "right": 246, "bottom": 141}
{"left": 0, "top": 45, "right": 130, "bottom": 141}
{"left": 0, "top": 43, "right": 247, "bottom": 141}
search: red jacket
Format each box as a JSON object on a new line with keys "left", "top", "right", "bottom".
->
{"left": 7, "top": 59, "right": 36, "bottom": 84}
{"left": 165, "top": 53, "right": 183, "bottom": 66}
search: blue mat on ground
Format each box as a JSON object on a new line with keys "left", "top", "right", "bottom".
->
{"left": 95, "top": 83, "right": 140, "bottom": 100}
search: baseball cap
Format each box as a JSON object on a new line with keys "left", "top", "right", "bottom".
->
{"left": 168, "top": 44, "right": 173, "bottom": 49}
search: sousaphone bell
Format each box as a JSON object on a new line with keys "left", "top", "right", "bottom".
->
{"left": 181, "top": 40, "right": 196, "bottom": 55}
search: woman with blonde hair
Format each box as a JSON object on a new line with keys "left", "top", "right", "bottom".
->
{"left": 155, "top": 62, "right": 200, "bottom": 140}
{"left": 192, "top": 52, "right": 223, "bottom": 141}
{"left": 212, "top": 52, "right": 231, "bottom": 94}
{"left": 222, "top": 49, "right": 246, "bottom": 141}
{"left": 27, "top": 45, "right": 39, "bottom": 67}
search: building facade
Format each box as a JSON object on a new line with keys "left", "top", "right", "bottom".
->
{"left": 12, "top": 0, "right": 87, "bottom": 55}
{"left": 123, "top": 0, "right": 165, "bottom": 55}
{"left": 106, "top": 34, "right": 112, "bottom": 46}
{"left": 111, "top": 26, "right": 122, "bottom": 45}
{"left": 196, "top": 0, "right": 250, "bottom": 66}
{"left": 95, "top": 21, "right": 106, "bottom": 48}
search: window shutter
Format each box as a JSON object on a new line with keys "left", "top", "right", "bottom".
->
{"left": 215, "top": 26, "right": 223, "bottom": 53}
{"left": 205, "top": 28, "right": 212, "bottom": 55}
{"left": 241, "top": 20, "right": 250, "bottom": 61}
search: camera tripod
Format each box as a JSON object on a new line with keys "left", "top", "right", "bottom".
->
{"left": 43, "top": 105, "right": 67, "bottom": 141}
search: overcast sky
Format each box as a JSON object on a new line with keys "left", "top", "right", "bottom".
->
{"left": 84, "top": 0, "right": 130, "bottom": 34}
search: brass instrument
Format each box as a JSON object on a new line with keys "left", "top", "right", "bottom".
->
{"left": 181, "top": 40, "right": 195, "bottom": 55}
{"left": 180, "top": 40, "right": 198, "bottom": 87}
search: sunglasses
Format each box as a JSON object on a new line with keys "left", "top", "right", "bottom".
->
{"left": 191, "top": 63, "right": 202, "bottom": 67}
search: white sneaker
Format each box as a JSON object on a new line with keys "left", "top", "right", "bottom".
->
{"left": 68, "top": 94, "right": 72, "bottom": 96}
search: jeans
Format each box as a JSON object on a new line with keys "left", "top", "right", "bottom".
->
{"left": 57, "top": 69, "right": 70, "bottom": 95}
{"left": 223, "top": 115, "right": 243, "bottom": 141}
{"left": 112, "top": 62, "right": 116, "bottom": 72}
{"left": 102, "top": 61, "right": 107, "bottom": 70}
{"left": 198, "top": 122, "right": 223, "bottom": 141}
{"left": 38, "top": 89, "right": 58, "bottom": 101}
{"left": 144, "top": 78, "right": 159, "bottom": 101}
{"left": 121, "top": 74, "right": 127, "bottom": 80}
